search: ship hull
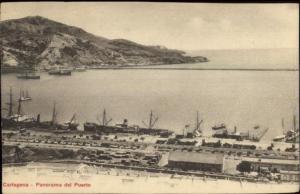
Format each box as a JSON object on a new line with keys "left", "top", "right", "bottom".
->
{"left": 48, "top": 69, "right": 72, "bottom": 75}
{"left": 83, "top": 122, "right": 173, "bottom": 137}
{"left": 17, "top": 75, "right": 40, "bottom": 79}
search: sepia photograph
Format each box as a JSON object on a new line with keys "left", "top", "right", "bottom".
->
{"left": 1, "top": 2, "right": 299, "bottom": 193}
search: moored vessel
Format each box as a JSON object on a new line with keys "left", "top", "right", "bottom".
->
{"left": 73, "top": 66, "right": 87, "bottom": 72}
{"left": 17, "top": 72, "right": 40, "bottom": 79}
{"left": 84, "top": 110, "right": 173, "bottom": 137}
{"left": 48, "top": 66, "right": 72, "bottom": 75}
{"left": 2, "top": 87, "right": 36, "bottom": 128}
{"left": 17, "top": 90, "right": 32, "bottom": 102}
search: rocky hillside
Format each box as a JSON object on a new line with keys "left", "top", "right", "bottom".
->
{"left": 0, "top": 16, "right": 207, "bottom": 71}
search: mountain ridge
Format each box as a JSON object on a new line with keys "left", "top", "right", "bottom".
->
{"left": 0, "top": 16, "right": 208, "bottom": 71}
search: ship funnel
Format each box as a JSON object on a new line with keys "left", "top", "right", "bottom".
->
{"left": 123, "top": 119, "right": 128, "bottom": 126}
{"left": 37, "top": 114, "right": 40, "bottom": 123}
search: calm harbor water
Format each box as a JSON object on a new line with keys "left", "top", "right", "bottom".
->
{"left": 1, "top": 49, "right": 299, "bottom": 141}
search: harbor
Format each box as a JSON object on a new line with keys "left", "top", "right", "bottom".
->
{"left": 2, "top": 68, "right": 299, "bottom": 189}
{"left": 1, "top": 68, "right": 298, "bottom": 139}
{"left": 1, "top": 3, "right": 299, "bottom": 193}
{"left": 2, "top": 84, "right": 300, "bottom": 186}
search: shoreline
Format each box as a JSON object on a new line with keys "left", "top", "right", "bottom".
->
{"left": 1, "top": 61, "right": 299, "bottom": 74}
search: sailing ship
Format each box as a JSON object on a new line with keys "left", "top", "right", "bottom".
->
{"left": 1, "top": 87, "right": 35, "bottom": 127}
{"left": 139, "top": 110, "right": 173, "bottom": 137}
{"left": 284, "top": 115, "right": 299, "bottom": 143}
{"left": 273, "top": 118, "right": 286, "bottom": 142}
{"left": 272, "top": 116, "right": 299, "bottom": 142}
{"left": 16, "top": 90, "right": 32, "bottom": 102}
{"left": 37, "top": 102, "right": 79, "bottom": 131}
{"left": 37, "top": 102, "right": 58, "bottom": 128}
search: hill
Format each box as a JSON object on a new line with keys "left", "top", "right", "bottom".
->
{"left": 0, "top": 16, "right": 208, "bottom": 71}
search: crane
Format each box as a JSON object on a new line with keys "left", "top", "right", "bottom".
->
{"left": 193, "top": 111, "right": 203, "bottom": 137}
{"left": 249, "top": 127, "right": 269, "bottom": 142}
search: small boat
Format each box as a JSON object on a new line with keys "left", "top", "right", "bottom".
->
{"left": 212, "top": 123, "right": 226, "bottom": 130}
{"left": 48, "top": 66, "right": 72, "bottom": 75}
{"left": 74, "top": 66, "right": 86, "bottom": 72}
{"left": 17, "top": 72, "right": 40, "bottom": 79}
{"left": 273, "top": 134, "right": 286, "bottom": 142}
{"left": 59, "top": 69, "right": 72, "bottom": 75}
{"left": 49, "top": 69, "right": 72, "bottom": 75}
{"left": 17, "top": 90, "right": 32, "bottom": 102}
{"left": 48, "top": 69, "right": 61, "bottom": 75}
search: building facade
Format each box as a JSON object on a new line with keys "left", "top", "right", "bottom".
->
{"left": 242, "top": 157, "right": 300, "bottom": 173}
{"left": 280, "top": 170, "right": 300, "bottom": 182}
{"left": 168, "top": 151, "right": 224, "bottom": 173}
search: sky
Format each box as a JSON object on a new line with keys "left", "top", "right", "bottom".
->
{"left": 1, "top": 2, "right": 299, "bottom": 50}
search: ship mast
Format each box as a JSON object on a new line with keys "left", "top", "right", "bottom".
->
{"left": 142, "top": 110, "right": 159, "bottom": 129}
{"left": 149, "top": 111, "right": 153, "bottom": 129}
{"left": 196, "top": 111, "right": 199, "bottom": 130}
{"left": 103, "top": 109, "right": 106, "bottom": 126}
{"left": 17, "top": 89, "right": 22, "bottom": 115}
{"left": 293, "top": 114, "right": 296, "bottom": 131}
{"left": 6, "top": 87, "right": 14, "bottom": 117}
{"left": 97, "top": 109, "right": 112, "bottom": 126}
{"left": 51, "top": 102, "right": 57, "bottom": 125}
{"left": 102, "top": 109, "right": 112, "bottom": 126}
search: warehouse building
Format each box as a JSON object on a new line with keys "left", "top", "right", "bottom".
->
{"left": 167, "top": 151, "right": 224, "bottom": 172}
{"left": 280, "top": 170, "right": 300, "bottom": 182}
{"left": 242, "top": 157, "right": 300, "bottom": 173}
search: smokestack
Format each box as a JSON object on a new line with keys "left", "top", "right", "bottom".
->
{"left": 37, "top": 114, "right": 40, "bottom": 123}
{"left": 123, "top": 119, "right": 128, "bottom": 127}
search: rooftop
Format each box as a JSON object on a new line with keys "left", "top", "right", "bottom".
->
{"left": 168, "top": 151, "right": 224, "bottom": 165}
{"left": 242, "top": 157, "right": 300, "bottom": 165}
{"left": 280, "top": 170, "right": 300, "bottom": 174}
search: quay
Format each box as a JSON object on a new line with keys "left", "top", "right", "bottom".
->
{"left": 2, "top": 128, "right": 300, "bottom": 183}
